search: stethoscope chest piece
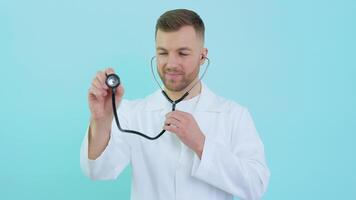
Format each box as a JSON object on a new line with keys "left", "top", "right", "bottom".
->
{"left": 106, "top": 74, "right": 121, "bottom": 89}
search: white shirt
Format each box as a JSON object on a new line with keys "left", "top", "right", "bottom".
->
{"left": 80, "top": 83, "right": 270, "bottom": 200}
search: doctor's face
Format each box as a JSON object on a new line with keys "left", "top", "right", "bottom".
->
{"left": 155, "top": 26, "right": 207, "bottom": 92}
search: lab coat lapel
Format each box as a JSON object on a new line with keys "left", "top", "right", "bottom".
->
{"left": 195, "top": 83, "right": 223, "bottom": 112}
{"left": 194, "top": 83, "right": 225, "bottom": 141}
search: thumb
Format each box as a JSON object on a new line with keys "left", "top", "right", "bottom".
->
{"left": 115, "top": 84, "right": 124, "bottom": 103}
{"left": 105, "top": 67, "right": 115, "bottom": 76}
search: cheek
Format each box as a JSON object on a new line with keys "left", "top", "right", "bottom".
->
{"left": 156, "top": 60, "right": 165, "bottom": 72}
{"left": 157, "top": 55, "right": 168, "bottom": 65}
{"left": 184, "top": 58, "right": 200, "bottom": 73}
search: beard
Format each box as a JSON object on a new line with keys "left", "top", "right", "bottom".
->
{"left": 158, "top": 65, "right": 200, "bottom": 92}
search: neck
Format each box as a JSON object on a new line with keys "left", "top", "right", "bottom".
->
{"left": 164, "top": 79, "right": 202, "bottom": 101}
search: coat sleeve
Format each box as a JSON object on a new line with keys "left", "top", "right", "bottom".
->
{"left": 80, "top": 100, "right": 132, "bottom": 180}
{"left": 191, "top": 107, "right": 270, "bottom": 200}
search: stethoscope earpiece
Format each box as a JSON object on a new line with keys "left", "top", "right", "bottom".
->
{"left": 106, "top": 73, "right": 121, "bottom": 89}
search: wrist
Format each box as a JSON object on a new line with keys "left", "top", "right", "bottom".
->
{"left": 89, "top": 118, "right": 112, "bottom": 138}
{"left": 195, "top": 134, "right": 205, "bottom": 159}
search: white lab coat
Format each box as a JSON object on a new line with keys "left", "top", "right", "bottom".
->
{"left": 80, "top": 83, "right": 270, "bottom": 200}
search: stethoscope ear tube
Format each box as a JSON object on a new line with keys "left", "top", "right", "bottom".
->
{"left": 107, "top": 56, "right": 210, "bottom": 140}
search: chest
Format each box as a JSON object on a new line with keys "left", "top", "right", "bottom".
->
{"left": 128, "top": 110, "right": 233, "bottom": 175}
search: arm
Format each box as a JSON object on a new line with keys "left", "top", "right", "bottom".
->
{"left": 80, "top": 101, "right": 131, "bottom": 180}
{"left": 80, "top": 67, "right": 130, "bottom": 180}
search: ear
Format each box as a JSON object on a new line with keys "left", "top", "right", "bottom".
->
{"left": 199, "top": 48, "right": 208, "bottom": 65}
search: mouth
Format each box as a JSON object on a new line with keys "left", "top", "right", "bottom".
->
{"left": 165, "top": 72, "right": 183, "bottom": 80}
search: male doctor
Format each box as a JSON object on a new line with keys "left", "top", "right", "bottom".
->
{"left": 80, "top": 9, "right": 270, "bottom": 200}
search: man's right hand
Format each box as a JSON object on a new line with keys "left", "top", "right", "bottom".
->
{"left": 87, "top": 67, "right": 124, "bottom": 160}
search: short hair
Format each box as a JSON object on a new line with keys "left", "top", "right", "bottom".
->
{"left": 155, "top": 9, "right": 205, "bottom": 41}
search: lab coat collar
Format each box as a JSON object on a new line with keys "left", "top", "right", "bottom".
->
{"left": 144, "top": 82, "right": 224, "bottom": 112}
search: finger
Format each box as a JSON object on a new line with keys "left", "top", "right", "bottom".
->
{"left": 105, "top": 67, "right": 115, "bottom": 76}
{"left": 166, "top": 110, "right": 187, "bottom": 118}
{"left": 91, "top": 83, "right": 106, "bottom": 97}
{"left": 166, "top": 111, "right": 187, "bottom": 123}
{"left": 93, "top": 77, "right": 108, "bottom": 93}
{"left": 91, "top": 79, "right": 107, "bottom": 96}
{"left": 96, "top": 71, "right": 109, "bottom": 90}
{"left": 164, "top": 117, "right": 181, "bottom": 127}
{"left": 115, "top": 84, "right": 125, "bottom": 98}
{"left": 173, "top": 111, "right": 191, "bottom": 123}
{"left": 163, "top": 124, "right": 179, "bottom": 133}
{"left": 111, "top": 85, "right": 124, "bottom": 107}
{"left": 166, "top": 113, "right": 181, "bottom": 122}
{"left": 172, "top": 110, "right": 190, "bottom": 117}
{"left": 89, "top": 87, "right": 105, "bottom": 100}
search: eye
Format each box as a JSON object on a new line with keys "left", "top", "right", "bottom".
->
{"left": 158, "top": 52, "right": 168, "bottom": 55}
{"left": 179, "top": 52, "right": 189, "bottom": 56}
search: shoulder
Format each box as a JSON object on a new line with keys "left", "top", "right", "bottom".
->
{"left": 203, "top": 85, "right": 247, "bottom": 115}
{"left": 208, "top": 90, "right": 255, "bottom": 129}
{"left": 218, "top": 95, "right": 247, "bottom": 118}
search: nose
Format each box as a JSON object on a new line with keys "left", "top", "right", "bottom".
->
{"left": 166, "top": 54, "right": 179, "bottom": 68}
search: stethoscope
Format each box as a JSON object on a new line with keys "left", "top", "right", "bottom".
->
{"left": 105, "top": 56, "right": 210, "bottom": 140}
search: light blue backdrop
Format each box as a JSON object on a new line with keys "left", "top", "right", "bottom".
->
{"left": 1, "top": 0, "right": 355, "bottom": 199}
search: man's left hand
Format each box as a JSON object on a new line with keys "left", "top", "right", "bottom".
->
{"left": 163, "top": 110, "right": 205, "bottom": 159}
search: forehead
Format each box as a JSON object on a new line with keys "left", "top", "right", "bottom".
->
{"left": 156, "top": 26, "right": 201, "bottom": 50}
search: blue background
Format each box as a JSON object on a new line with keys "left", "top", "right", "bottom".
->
{"left": 1, "top": 0, "right": 355, "bottom": 199}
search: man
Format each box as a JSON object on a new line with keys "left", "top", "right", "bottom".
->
{"left": 80, "top": 9, "right": 270, "bottom": 200}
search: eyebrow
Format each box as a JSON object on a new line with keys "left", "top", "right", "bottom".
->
{"left": 156, "top": 47, "right": 192, "bottom": 52}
